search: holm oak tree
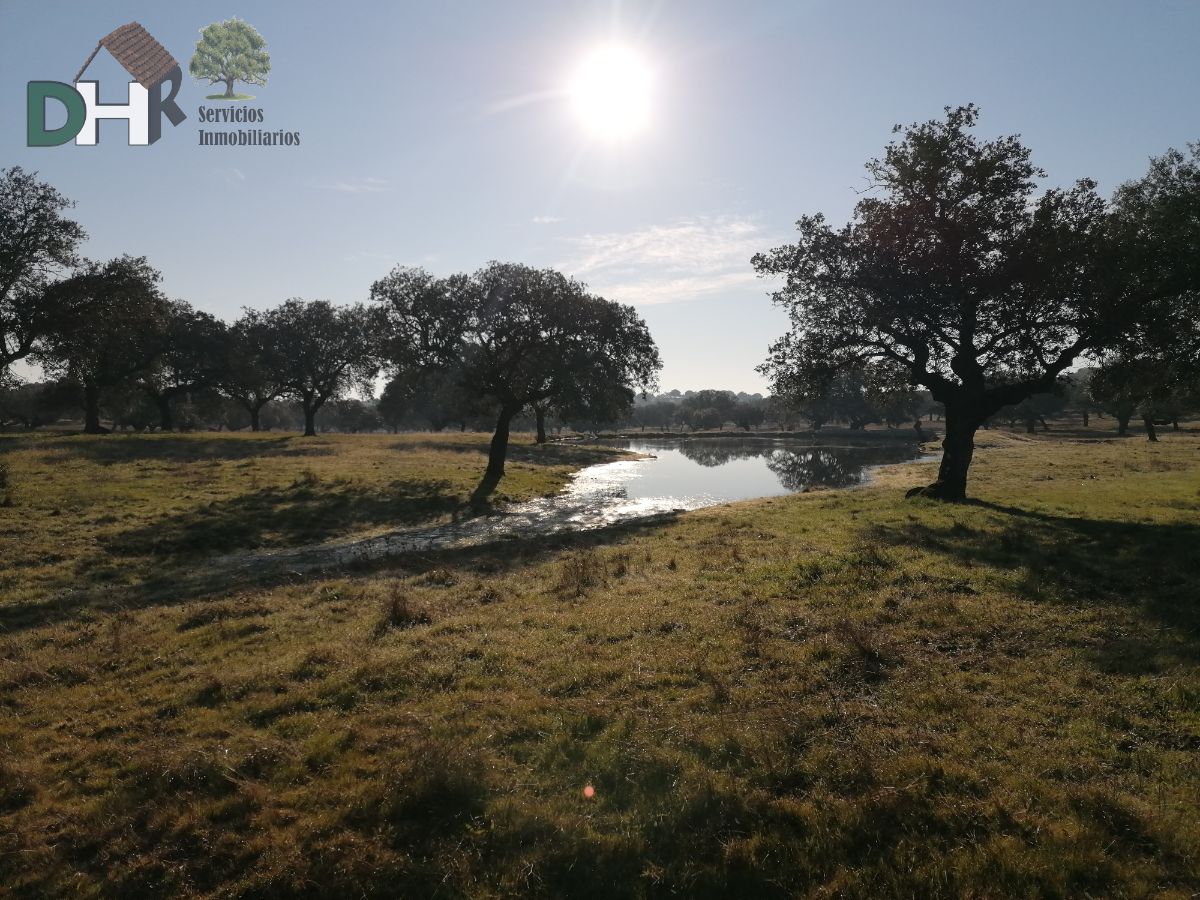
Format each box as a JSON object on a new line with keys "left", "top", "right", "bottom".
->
{"left": 755, "top": 106, "right": 1124, "bottom": 500}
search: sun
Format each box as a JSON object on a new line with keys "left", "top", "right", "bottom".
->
{"left": 568, "top": 44, "right": 654, "bottom": 141}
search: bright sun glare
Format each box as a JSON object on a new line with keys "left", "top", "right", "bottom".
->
{"left": 569, "top": 44, "right": 653, "bottom": 141}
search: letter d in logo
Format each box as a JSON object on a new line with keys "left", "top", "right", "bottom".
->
{"left": 27, "top": 82, "right": 86, "bottom": 146}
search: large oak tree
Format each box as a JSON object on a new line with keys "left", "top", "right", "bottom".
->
{"left": 372, "top": 262, "right": 661, "bottom": 502}
{"left": 140, "top": 300, "right": 228, "bottom": 431}
{"left": 1097, "top": 143, "right": 1200, "bottom": 439}
{"left": 255, "top": 299, "right": 379, "bottom": 437}
{"left": 36, "top": 257, "right": 171, "bottom": 433}
{"left": 220, "top": 311, "right": 288, "bottom": 431}
{"left": 755, "top": 106, "right": 1122, "bottom": 500}
{"left": 0, "top": 167, "right": 86, "bottom": 373}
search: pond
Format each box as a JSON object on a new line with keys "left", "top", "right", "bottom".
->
{"left": 216, "top": 436, "right": 927, "bottom": 578}
{"left": 598, "top": 437, "right": 925, "bottom": 506}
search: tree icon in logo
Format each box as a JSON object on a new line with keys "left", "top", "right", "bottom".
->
{"left": 189, "top": 18, "right": 270, "bottom": 101}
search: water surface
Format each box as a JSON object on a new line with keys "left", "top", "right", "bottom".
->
{"left": 215, "top": 436, "right": 924, "bottom": 576}
{"left": 604, "top": 437, "right": 922, "bottom": 506}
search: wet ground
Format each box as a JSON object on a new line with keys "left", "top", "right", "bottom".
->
{"left": 212, "top": 436, "right": 925, "bottom": 578}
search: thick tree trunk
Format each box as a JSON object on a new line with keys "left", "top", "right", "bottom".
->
{"left": 83, "top": 382, "right": 104, "bottom": 434}
{"left": 249, "top": 406, "right": 261, "bottom": 432}
{"left": 1143, "top": 415, "right": 1159, "bottom": 442}
{"left": 908, "top": 405, "right": 979, "bottom": 502}
{"left": 471, "top": 404, "right": 518, "bottom": 505}
{"left": 303, "top": 406, "right": 317, "bottom": 437}
{"left": 224, "top": 78, "right": 235, "bottom": 98}
{"left": 535, "top": 407, "right": 547, "bottom": 444}
{"left": 1082, "top": 409, "right": 1089, "bottom": 427}
{"left": 1117, "top": 412, "right": 1131, "bottom": 436}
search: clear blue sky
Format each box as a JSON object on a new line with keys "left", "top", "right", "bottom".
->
{"left": 3, "top": 0, "right": 1198, "bottom": 392}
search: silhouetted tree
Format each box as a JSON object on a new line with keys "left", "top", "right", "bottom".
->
{"left": 731, "top": 400, "right": 765, "bottom": 432}
{"left": 36, "top": 257, "right": 170, "bottom": 433}
{"left": 1095, "top": 144, "right": 1200, "bottom": 439}
{"left": 384, "top": 366, "right": 491, "bottom": 432}
{"left": 0, "top": 379, "right": 75, "bottom": 430}
{"left": 373, "top": 262, "right": 660, "bottom": 502}
{"left": 220, "top": 312, "right": 286, "bottom": 431}
{"left": 322, "top": 398, "right": 382, "bottom": 433}
{"left": 0, "top": 167, "right": 86, "bottom": 374}
{"left": 256, "top": 299, "right": 379, "bottom": 436}
{"left": 635, "top": 399, "right": 679, "bottom": 431}
{"left": 1089, "top": 354, "right": 1198, "bottom": 441}
{"left": 1064, "top": 368, "right": 1099, "bottom": 427}
{"left": 996, "top": 384, "right": 1067, "bottom": 433}
{"left": 756, "top": 106, "right": 1120, "bottom": 500}
{"left": 681, "top": 390, "right": 737, "bottom": 430}
{"left": 140, "top": 301, "right": 227, "bottom": 430}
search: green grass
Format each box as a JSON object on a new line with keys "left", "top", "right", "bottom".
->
{"left": 0, "top": 431, "right": 623, "bottom": 608}
{"left": 1, "top": 429, "right": 1198, "bottom": 897}
{"left": 204, "top": 93, "right": 256, "bottom": 101}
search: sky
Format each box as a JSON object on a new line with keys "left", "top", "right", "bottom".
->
{"left": 2, "top": 0, "right": 1199, "bottom": 393}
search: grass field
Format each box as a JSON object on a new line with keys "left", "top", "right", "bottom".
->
{"left": 0, "top": 432, "right": 624, "bottom": 611}
{"left": 1, "top": 428, "right": 1198, "bottom": 897}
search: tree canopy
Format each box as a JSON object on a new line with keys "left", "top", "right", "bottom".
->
{"left": 36, "top": 257, "right": 170, "bottom": 433}
{"left": 755, "top": 105, "right": 1125, "bottom": 499}
{"left": 372, "top": 261, "right": 660, "bottom": 501}
{"left": 253, "top": 299, "right": 379, "bottom": 437}
{"left": 0, "top": 167, "right": 86, "bottom": 373}
{"left": 140, "top": 301, "right": 228, "bottom": 431}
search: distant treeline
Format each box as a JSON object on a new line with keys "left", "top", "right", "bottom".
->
{"left": 4, "top": 370, "right": 1189, "bottom": 440}
{"left": 4, "top": 103, "right": 1199, "bottom": 503}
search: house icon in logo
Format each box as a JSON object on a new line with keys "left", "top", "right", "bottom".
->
{"left": 27, "top": 21, "right": 186, "bottom": 146}
{"left": 76, "top": 22, "right": 182, "bottom": 92}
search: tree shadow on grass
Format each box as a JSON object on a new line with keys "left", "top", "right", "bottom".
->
{"left": 0, "top": 512, "right": 677, "bottom": 634}
{"left": 870, "top": 500, "right": 1200, "bottom": 671}
{"left": 0, "top": 435, "right": 333, "bottom": 463}
{"left": 101, "top": 477, "right": 460, "bottom": 559}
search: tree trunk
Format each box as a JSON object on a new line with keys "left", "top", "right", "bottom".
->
{"left": 157, "top": 396, "right": 173, "bottom": 432}
{"left": 1172, "top": 417, "right": 1180, "bottom": 432}
{"left": 249, "top": 405, "right": 261, "bottom": 432}
{"left": 908, "top": 404, "right": 978, "bottom": 502}
{"left": 303, "top": 405, "right": 317, "bottom": 437}
{"left": 83, "top": 382, "right": 104, "bottom": 434}
{"left": 224, "top": 78, "right": 235, "bottom": 98}
{"left": 1082, "top": 409, "right": 1089, "bottom": 427}
{"left": 471, "top": 404, "right": 518, "bottom": 505}
{"left": 1117, "top": 412, "right": 1131, "bottom": 436}
{"left": 1143, "top": 415, "right": 1159, "bottom": 442}
{"left": 535, "top": 407, "right": 547, "bottom": 444}
{"left": 1025, "top": 418, "right": 1036, "bottom": 434}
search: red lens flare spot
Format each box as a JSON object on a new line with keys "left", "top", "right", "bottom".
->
{"left": 583, "top": 784, "right": 596, "bottom": 799}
